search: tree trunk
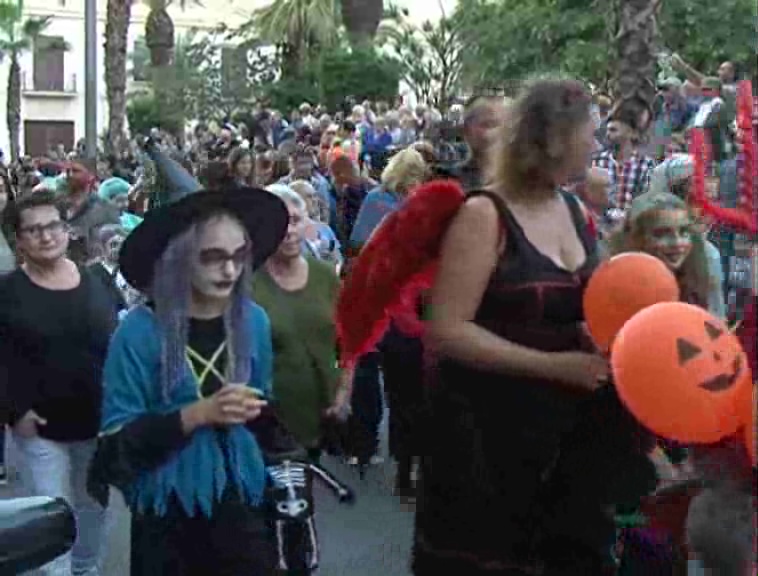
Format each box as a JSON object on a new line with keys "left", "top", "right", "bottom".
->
{"left": 6, "top": 56, "right": 21, "bottom": 162}
{"left": 105, "top": 0, "right": 133, "bottom": 155}
{"left": 613, "top": 0, "right": 661, "bottom": 109}
{"left": 145, "top": 0, "right": 174, "bottom": 67}
{"left": 340, "top": 0, "right": 383, "bottom": 45}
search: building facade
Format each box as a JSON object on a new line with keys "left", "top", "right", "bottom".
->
{"left": 0, "top": 0, "right": 257, "bottom": 157}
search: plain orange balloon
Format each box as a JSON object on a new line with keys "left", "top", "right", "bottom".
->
{"left": 584, "top": 252, "right": 680, "bottom": 353}
{"left": 611, "top": 302, "right": 748, "bottom": 443}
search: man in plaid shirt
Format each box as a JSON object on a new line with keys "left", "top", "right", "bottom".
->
{"left": 593, "top": 106, "right": 655, "bottom": 227}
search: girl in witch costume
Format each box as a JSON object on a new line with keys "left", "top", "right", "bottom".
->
{"left": 87, "top": 144, "right": 290, "bottom": 575}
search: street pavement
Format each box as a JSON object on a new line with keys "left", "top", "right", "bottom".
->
{"left": 1, "top": 421, "right": 415, "bottom": 576}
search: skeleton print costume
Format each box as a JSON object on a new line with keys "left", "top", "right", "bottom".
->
{"left": 266, "top": 459, "right": 354, "bottom": 573}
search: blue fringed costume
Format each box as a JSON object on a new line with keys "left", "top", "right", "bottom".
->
{"left": 92, "top": 303, "right": 278, "bottom": 575}
{"left": 101, "top": 303, "right": 272, "bottom": 516}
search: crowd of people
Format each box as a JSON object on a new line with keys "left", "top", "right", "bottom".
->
{"left": 0, "top": 56, "right": 755, "bottom": 576}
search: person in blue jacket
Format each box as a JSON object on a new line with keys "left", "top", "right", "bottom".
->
{"left": 87, "top": 147, "right": 290, "bottom": 575}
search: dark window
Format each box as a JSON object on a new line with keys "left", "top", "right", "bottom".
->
{"left": 33, "top": 35, "right": 65, "bottom": 91}
{"left": 24, "top": 120, "right": 74, "bottom": 157}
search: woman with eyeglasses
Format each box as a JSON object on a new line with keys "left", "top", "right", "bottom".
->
{"left": 0, "top": 191, "right": 118, "bottom": 574}
{"left": 252, "top": 184, "right": 352, "bottom": 463}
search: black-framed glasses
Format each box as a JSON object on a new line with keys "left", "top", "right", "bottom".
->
{"left": 18, "top": 220, "right": 69, "bottom": 240}
{"left": 198, "top": 245, "right": 252, "bottom": 269}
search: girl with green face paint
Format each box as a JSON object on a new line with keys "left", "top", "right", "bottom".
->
{"left": 637, "top": 208, "right": 694, "bottom": 271}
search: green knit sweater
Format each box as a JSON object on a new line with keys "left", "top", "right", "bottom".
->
{"left": 252, "top": 258, "right": 340, "bottom": 447}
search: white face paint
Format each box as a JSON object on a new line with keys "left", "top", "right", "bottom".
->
{"left": 190, "top": 214, "right": 249, "bottom": 303}
{"left": 640, "top": 209, "right": 693, "bottom": 271}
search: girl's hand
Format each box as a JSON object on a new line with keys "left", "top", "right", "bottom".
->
{"left": 182, "top": 385, "right": 267, "bottom": 433}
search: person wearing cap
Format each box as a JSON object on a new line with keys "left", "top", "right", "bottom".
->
{"left": 98, "top": 177, "right": 143, "bottom": 232}
{"left": 88, "top": 148, "right": 290, "bottom": 574}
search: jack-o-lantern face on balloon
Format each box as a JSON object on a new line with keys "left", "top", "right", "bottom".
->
{"left": 611, "top": 302, "right": 751, "bottom": 444}
{"left": 676, "top": 320, "right": 745, "bottom": 393}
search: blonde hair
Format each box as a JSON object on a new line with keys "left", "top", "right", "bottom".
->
{"left": 381, "top": 148, "right": 428, "bottom": 196}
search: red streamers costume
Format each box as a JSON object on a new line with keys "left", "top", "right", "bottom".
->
{"left": 689, "top": 80, "right": 757, "bottom": 376}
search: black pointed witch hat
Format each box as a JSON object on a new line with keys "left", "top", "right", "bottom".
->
{"left": 119, "top": 138, "right": 289, "bottom": 292}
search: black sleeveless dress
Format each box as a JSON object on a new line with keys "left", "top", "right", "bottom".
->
{"left": 413, "top": 190, "right": 618, "bottom": 575}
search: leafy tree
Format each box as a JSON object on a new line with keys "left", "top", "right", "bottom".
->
{"left": 248, "top": 0, "right": 340, "bottom": 75}
{"left": 260, "top": 44, "right": 400, "bottom": 112}
{"left": 453, "top": 0, "right": 756, "bottom": 97}
{"left": 454, "top": 0, "right": 611, "bottom": 93}
{"left": 657, "top": 0, "right": 756, "bottom": 77}
{"left": 126, "top": 91, "right": 179, "bottom": 136}
{"left": 318, "top": 45, "right": 400, "bottom": 110}
{"left": 380, "top": 14, "right": 463, "bottom": 109}
{"left": 128, "top": 30, "right": 278, "bottom": 133}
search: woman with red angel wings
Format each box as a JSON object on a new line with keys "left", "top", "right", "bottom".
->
{"left": 338, "top": 79, "right": 628, "bottom": 575}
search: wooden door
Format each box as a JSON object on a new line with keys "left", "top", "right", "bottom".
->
{"left": 24, "top": 120, "right": 75, "bottom": 157}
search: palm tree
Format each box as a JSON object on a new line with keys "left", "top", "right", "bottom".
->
{"left": 0, "top": 0, "right": 62, "bottom": 161}
{"left": 143, "top": 0, "right": 200, "bottom": 145}
{"left": 340, "top": 0, "right": 383, "bottom": 45}
{"left": 613, "top": 0, "right": 662, "bottom": 111}
{"left": 253, "top": 0, "right": 339, "bottom": 75}
{"left": 145, "top": 0, "right": 176, "bottom": 66}
{"left": 105, "top": 0, "right": 133, "bottom": 154}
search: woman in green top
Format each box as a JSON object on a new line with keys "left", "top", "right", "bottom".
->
{"left": 252, "top": 184, "right": 352, "bottom": 460}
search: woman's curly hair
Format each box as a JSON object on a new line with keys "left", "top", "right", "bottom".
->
{"left": 490, "top": 78, "right": 592, "bottom": 195}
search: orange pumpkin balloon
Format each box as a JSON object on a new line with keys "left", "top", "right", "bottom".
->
{"left": 611, "top": 302, "right": 748, "bottom": 443}
{"left": 584, "top": 252, "right": 680, "bottom": 352}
